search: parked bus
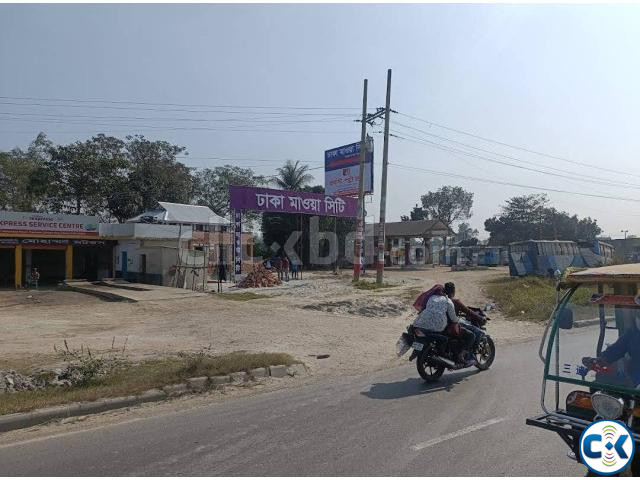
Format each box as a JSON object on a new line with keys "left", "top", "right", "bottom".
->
{"left": 508, "top": 239, "right": 614, "bottom": 277}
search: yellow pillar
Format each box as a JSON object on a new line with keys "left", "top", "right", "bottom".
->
{"left": 14, "top": 245, "right": 22, "bottom": 289}
{"left": 65, "top": 244, "right": 73, "bottom": 280}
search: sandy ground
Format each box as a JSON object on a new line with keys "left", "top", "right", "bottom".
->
{"left": 0, "top": 266, "right": 544, "bottom": 378}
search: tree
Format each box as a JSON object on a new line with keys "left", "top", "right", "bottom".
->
{"left": 484, "top": 194, "right": 602, "bottom": 245}
{"left": 193, "top": 165, "right": 266, "bottom": 221}
{"left": 0, "top": 133, "right": 52, "bottom": 212}
{"left": 419, "top": 186, "right": 473, "bottom": 228}
{"left": 456, "top": 222, "right": 479, "bottom": 243}
{"left": 40, "top": 134, "right": 128, "bottom": 217}
{"left": 274, "top": 159, "right": 313, "bottom": 191}
{"left": 107, "top": 135, "right": 194, "bottom": 222}
{"left": 401, "top": 204, "right": 428, "bottom": 222}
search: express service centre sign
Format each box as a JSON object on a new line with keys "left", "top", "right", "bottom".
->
{"left": 324, "top": 140, "right": 373, "bottom": 196}
{"left": 0, "top": 211, "right": 99, "bottom": 237}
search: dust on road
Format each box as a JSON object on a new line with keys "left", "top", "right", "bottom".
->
{"left": 0, "top": 267, "right": 544, "bottom": 377}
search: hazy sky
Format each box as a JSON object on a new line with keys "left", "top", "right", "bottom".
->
{"left": 1, "top": 4, "right": 639, "bottom": 238}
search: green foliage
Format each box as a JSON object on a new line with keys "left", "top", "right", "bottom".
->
{"left": 484, "top": 276, "right": 592, "bottom": 322}
{"left": 217, "top": 292, "right": 270, "bottom": 301}
{"left": 193, "top": 165, "right": 266, "bottom": 223}
{"left": 456, "top": 222, "right": 479, "bottom": 242}
{"left": 352, "top": 280, "right": 393, "bottom": 290}
{"left": 401, "top": 204, "right": 428, "bottom": 222}
{"left": 484, "top": 194, "right": 602, "bottom": 245}
{"left": 40, "top": 134, "right": 128, "bottom": 216}
{"left": 0, "top": 133, "right": 52, "bottom": 212}
{"left": 419, "top": 186, "right": 473, "bottom": 228}
{"left": 0, "top": 351, "right": 298, "bottom": 416}
{"left": 274, "top": 159, "right": 314, "bottom": 191}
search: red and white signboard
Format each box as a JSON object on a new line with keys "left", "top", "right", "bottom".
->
{"left": 0, "top": 211, "right": 99, "bottom": 237}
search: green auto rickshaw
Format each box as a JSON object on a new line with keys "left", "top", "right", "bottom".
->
{"left": 527, "top": 264, "right": 640, "bottom": 476}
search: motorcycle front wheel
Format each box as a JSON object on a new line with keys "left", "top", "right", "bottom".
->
{"left": 416, "top": 352, "right": 445, "bottom": 382}
{"left": 474, "top": 336, "right": 495, "bottom": 371}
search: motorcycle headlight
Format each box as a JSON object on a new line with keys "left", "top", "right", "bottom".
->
{"left": 591, "top": 392, "right": 624, "bottom": 419}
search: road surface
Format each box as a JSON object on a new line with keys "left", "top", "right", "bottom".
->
{"left": 0, "top": 333, "right": 589, "bottom": 476}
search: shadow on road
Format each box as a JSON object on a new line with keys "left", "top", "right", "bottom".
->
{"left": 361, "top": 370, "right": 480, "bottom": 400}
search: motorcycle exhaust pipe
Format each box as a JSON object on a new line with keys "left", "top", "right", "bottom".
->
{"left": 431, "top": 356, "right": 457, "bottom": 369}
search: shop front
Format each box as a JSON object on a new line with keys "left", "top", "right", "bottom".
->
{"left": 0, "top": 211, "right": 113, "bottom": 288}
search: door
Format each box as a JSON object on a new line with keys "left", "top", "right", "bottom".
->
{"left": 121, "top": 251, "right": 128, "bottom": 278}
{"left": 140, "top": 254, "right": 147, "bottom": 283}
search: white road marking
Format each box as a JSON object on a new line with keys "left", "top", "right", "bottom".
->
{"left": 411, "top": 417, "right": 507, "bottom": 451}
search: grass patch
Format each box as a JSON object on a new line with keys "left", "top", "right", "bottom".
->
{"left": 352, "top": 280, "right": 394, "bottom": 290}
{"left": 484, "top": 276, "right": 592, "bottom": 322}
{"left": 0, "top": 351, "right": 297, "bottom": 416}
{"left": 217, "top": 292, "right": 271, "bottom": 301}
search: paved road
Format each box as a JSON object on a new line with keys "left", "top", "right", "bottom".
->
{"left": 0, "top": 334, "right": 588, "bottom": 476}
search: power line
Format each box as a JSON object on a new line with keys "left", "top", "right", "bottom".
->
{"left": 0, "top": 95, "right": 363, "bottom": 111}
{"left": 0, "top": 117, "right": 355, "bottom": 134}
{"left": 0, "top": 111, "right": 354, "bottom": 124}
{"left": 393, "top": 121, "right": 640, "bottom": 190}
{"left": 396, "top": 111, "right": 640, "bottom": 180}
{"left": 392, "top": 129, "right": 640, "bottom": 192}
{"left": 389, "top": 162, "right": 640, "bottom": 204}
{"left": 0, "top": 112, "right": 354, "bottom": 127}
{"left": 0, "top": 101, "right": 365, "bottom": 117}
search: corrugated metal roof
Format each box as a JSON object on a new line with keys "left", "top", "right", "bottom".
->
{"left": 127, "top": 202, "right": 228, "bottom": 225}
{"left": 373, "top": 219, "right": 453, "bottom": 237}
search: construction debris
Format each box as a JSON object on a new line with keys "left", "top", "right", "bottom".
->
{"left": 237, "top": 265, "right": 282, "bottom": 288}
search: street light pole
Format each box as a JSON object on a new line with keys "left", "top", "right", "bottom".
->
{"left": 622, "top": 229, "right": 629, "bottom": 240}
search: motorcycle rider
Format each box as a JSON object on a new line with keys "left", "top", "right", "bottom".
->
{"left": 413, "top": 282, "right": 476, "bottom": 367}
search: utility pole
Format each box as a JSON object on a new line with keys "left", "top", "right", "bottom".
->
{"left": 376, "top": 69, "right": 392, "bottom": 285}
{"left": 353, "top": 78, "right": 368, "bottom": 281}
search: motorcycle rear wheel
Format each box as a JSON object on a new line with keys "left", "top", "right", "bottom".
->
{"left": 416, "top": 352, "right": 445, "bottom": 382}
{"left": 474, "top": 336, "right": 495, "bottom": 371}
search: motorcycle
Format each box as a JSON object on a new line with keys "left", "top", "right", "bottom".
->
{"left": 397, "top": 306, "right": 496, "bottom": 382}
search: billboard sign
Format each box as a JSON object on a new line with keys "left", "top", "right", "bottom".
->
{"left": 229, "top": 186, "right": 358, "bottom": 218}
{"left": 324, "top": 139, "right": 373, "bottom": 196}
{"left": 0, "top": 211, "right": 99, "bottom": 237}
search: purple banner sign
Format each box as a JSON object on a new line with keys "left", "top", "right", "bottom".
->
{"left": 229, "top": 185, "right": 358, "bottom": 218}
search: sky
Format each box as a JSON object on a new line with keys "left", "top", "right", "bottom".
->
{"left": 1, "top": 3, "right": 639, "bottom": 239}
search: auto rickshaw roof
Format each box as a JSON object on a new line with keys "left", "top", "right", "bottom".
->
{"left": 564, "top": 263, "right": 640, "bottom": 284}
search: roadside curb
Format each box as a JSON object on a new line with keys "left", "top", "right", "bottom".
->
{"left": 0, "top": 364, "right": 307, "bottom": 433}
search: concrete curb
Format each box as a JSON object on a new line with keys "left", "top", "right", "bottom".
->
{"left": 0, "top": 364, "right": 306, "bottom": 434}
{"left": 0, "top": 388, "right": 167, "bottom": 433}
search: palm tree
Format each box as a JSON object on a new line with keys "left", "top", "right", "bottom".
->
{"left": 274, "top": 160, "right": 313, "bottom": 191}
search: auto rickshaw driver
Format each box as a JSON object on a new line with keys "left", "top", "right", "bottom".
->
{"left": 582, "top": 308, "right": 640, "bottom": 388}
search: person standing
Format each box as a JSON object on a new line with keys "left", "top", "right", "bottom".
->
{"left": 282, "top": 256, "right": 290, "bottom": 281}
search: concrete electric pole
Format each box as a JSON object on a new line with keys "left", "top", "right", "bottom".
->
{"left": 353, "top": 78, "right": 368, "bottom": 281}
{"left": 376, "top": 69, "right": 392, "bottom": 285}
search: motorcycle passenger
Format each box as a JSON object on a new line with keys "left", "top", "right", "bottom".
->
{"left": 413, "top": 282, "right": 475, "bottom": 367}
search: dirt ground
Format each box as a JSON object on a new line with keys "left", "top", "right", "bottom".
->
{"left": 0, "top": 266, "right": 544, "bottom": 378}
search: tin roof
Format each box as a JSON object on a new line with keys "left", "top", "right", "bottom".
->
{"left": 128, "top": 202, "right": 228, "bottom": 225}
{"left": 565, "top": 264, "right": 640, "bottom": 284}
{"left": 373, "top": 219, "right": 454, "bottom": 238}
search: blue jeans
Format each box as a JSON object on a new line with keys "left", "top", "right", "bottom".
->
{"left": 461, "top": 320, "right": 483, "bottom": 348}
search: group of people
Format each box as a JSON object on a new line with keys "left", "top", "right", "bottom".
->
{"left": 412, "top": 281, "right": 485, "bottom": 368}
{"left": 265, "top": 255, "right": 299, "bottom": 281}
